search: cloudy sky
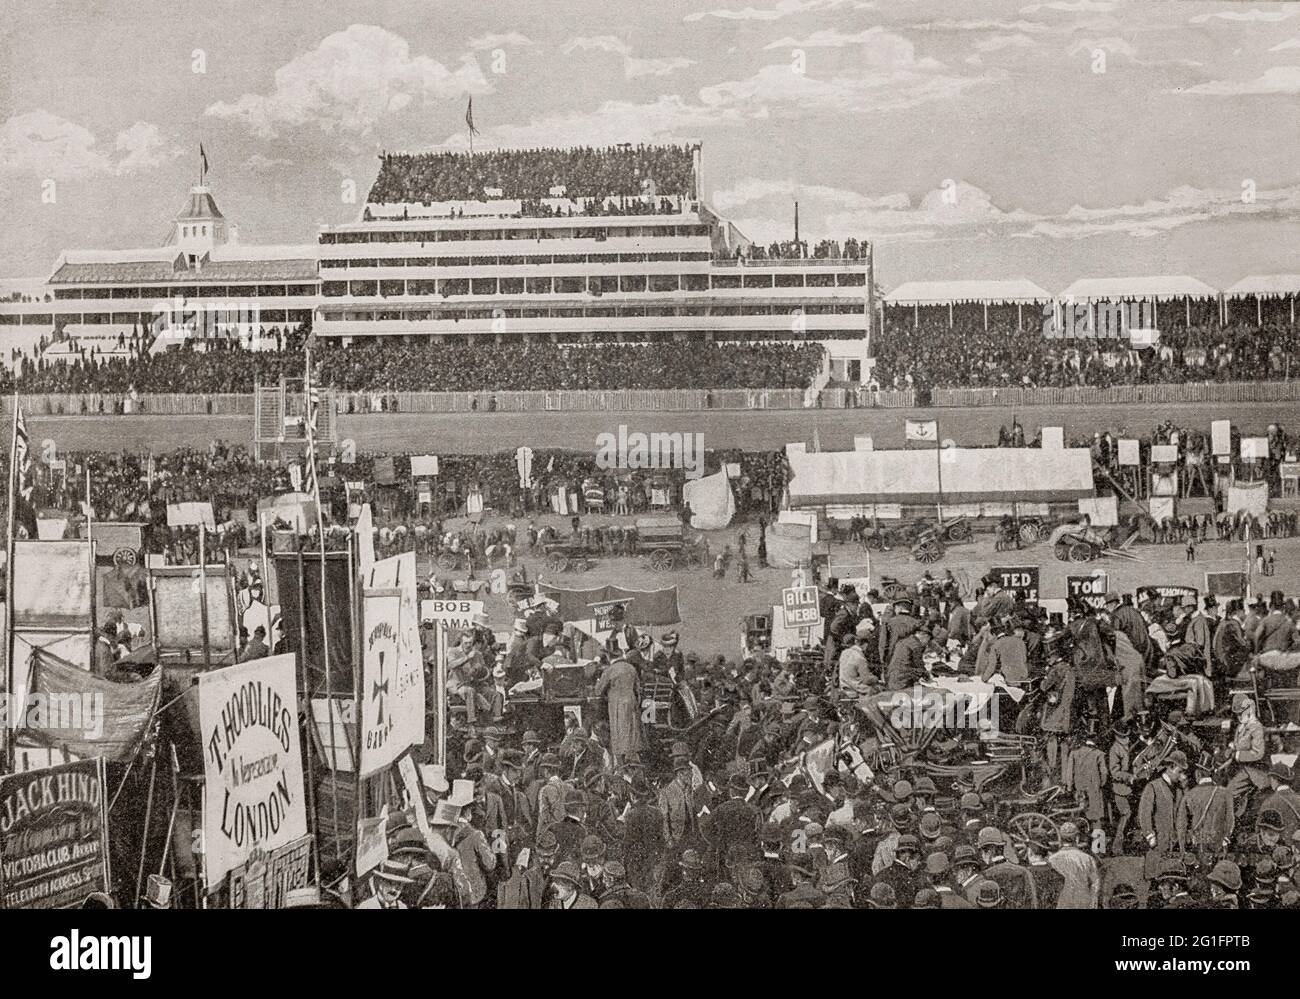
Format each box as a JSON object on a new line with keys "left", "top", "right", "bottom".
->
{"left": 1, "top": 0, "right": 1298, "bottom": 290}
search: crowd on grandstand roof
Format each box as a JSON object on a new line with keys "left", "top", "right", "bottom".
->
{"left": 727, "top": 237, "right": 871, "bottom": 263}
{"left": 367, "top": 144, "right": 697, "bottom": 205}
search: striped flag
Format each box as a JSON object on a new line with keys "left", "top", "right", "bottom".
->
{"left": 10, "top": 404, "right": 37, "bottom": 538}
{"left": 303, "top": 355, "right": 320, "bottom": 501}
{"left": 465, "top": 97, "right": 479, "bottom": 137}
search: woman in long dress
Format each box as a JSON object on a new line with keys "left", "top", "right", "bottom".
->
{"left": 595, "top": 657, "right": 643, "bottom": 765}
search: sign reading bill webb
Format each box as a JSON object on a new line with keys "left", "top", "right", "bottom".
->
{"left": 199, "top": 653, "right": 307, "bottom": 891}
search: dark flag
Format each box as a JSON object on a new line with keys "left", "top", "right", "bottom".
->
{"left": 465, "top": 97, "right": 479, "bottom": 136}
{"left": 10, "top": 405, "right": 37, "bottom": 539}
{"left": 200, "top": 143, "right": 209, "bottom": 180}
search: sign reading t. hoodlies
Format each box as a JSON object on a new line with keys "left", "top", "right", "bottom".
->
{"left": 199, "top": 653, "right": 308, "bottom": 891}
{"left": 993, "top": 566, "right": 1039, "bottom": 602}
{"left": 1066, "top": 573, "right": 1107, "bottom": 608}
{"left": 361, "top": 552, "right": 426, "bottom": 776}
{"left": 0, "top": 759, "right": 109, "bottom": 909}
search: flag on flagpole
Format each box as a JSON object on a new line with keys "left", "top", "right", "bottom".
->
{"left": 200, "top": 143, "right": 209, "bottom": 182}
{"left": 11, "top": 405, "right": 37, "bottom": 538}
{"left": 905, "top": 419, "right": 938, "bottom": 444}
{"left": 465, "top": 98, "right": 479, "bottom": 137}
{"left": 303, "top": 354, "right": 320, "bottom": 502}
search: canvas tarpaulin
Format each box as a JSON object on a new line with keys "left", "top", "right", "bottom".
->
{"left": 151, "top": 567, "right": 235, "bottom": 655}
{"left": 274, "top": 551, "right": 354, "bottom": 694}
{"left": 538, "top": 583, "right": 680, "bottom": 626}
{"left": 12, "top": 541, "right": 92, "bottom": 630}
{"left": 765, "top": 523, "right": 812, "bottom": 569}
{"left": 683, "top": 470, "right": 735, "bottom": 530}
{"left": 1227, "top": 481, "right": 1269, "bottom": 517}
{"left": 17, "top": 647, "right": 160, "bottom": 762}
{"left": 787, "top": 447, "right": 1095, "bottom": 506}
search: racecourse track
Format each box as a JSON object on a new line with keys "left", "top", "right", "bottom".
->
{"left": 24, "top": 398, "right": 1300, "bottom": 455}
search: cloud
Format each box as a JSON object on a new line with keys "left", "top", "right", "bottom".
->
{"left": 468, "top": 32, "right": 534, "bottom": 50}
{"left": 712, "top": 175, "right": 1300, "bottom": 243}
{"left": 205, "top": 24, "right": 489, "bottom": 138}
{"left": 1021, "top": 1, "right": 1115, "bottom": 13}
{"left": 912, "top": 19, "right": 1051, "bottom": 33}
{"left": 563, "top": 36, "right": 695, "bottom": 79}
{"left": 685, "top": 0, "right": 870, "bottom": 23}
{"left": 244, "top": 152, "right": 294, "bottom": 171}
{"left": 1190, "top": 8, "right": 1296, "bottom": 24}
{"left": 0, "top": 110, "right": 174, "bottom": 178}
{"left": 1269, "top": 37, "right": 1300, "bottom": 50}
{"left": 1176, "top": 65, "right": 1300, "bottom": 95}
{"left": 763, "top": 26, "right": 947, "bottom": 69}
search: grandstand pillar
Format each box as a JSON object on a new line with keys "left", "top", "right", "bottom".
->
{"left": 913, "top": 303, "right": 918, "bottom": 329}
{"left": 1186, "top": 299, "right": 1190, "bottom": 326}
{"left": 948, "top": 302, "right": 953, "bottom": 328}
{"left": 1257, "top": 296, "right": 1262, "bottom": 325}
{"left": 1017, "top": 302, "right": 1023, "bottom": 331}
{"left": 983, "top": 302, "right": 988, "bottom": 330}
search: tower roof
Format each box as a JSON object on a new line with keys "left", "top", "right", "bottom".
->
{"left": 176, "top": 186, "right": 224, "bottom": 221}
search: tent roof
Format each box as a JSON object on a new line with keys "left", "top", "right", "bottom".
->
{"left": 1059, "top": 276, "right": 1218, "bottom": 301}
{"left": 786, "top": 447, "right": 1095, "bottom": 506}
{"left": 1224, "top": 274, "right": 1300, "bottom": 298}
{"left": 884, "top": 279, "right": 1052, "bottom": 305}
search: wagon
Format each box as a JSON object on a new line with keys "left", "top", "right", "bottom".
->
{"left": 1052, "top": 531, "right": 1106, "bottom": 563}
{"left": 910, "top": 528, "right": 946, "bottom": 564}
{"left": 541, "top": 541, "right": 596, "bottom": 574}
{"left": 634, "top": 516, "right": 704, "bottom": 572}
{"left": 937, "top": 515, "right": 973, "bottom": 543}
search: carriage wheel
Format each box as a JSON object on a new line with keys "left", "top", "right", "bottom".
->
{"left": 882, "top": 583, "right": 909, "bottom": 602}
{"left": 545, "top": 553, "right": 569, "bottom": 573}
{"left": 1053, "top": 542, "right": 1070, "bottom": 561}
{"left": 113, "top": 547, "right": 138, "bottom": 567}
{"left": 436, "top": 552, "right": 457, "bottom": 571}
{"left": 864, "top": 533, "right": 884, "bottom": 551}
{"left": 1007, "top": 812, "right": 1060, "bottom": 851}
{"left": 1019, "top": 522, "right": 1041, "bottom": 544}
{"left": 913, "top": 541, "right": 943, "bottom": 564}
{"left": 946, "top": 521, "right": 972, "bottom": 542}
{"left": 1069, "top": 542, "right": 1094, "bottom": 563}
{"left": 649, "top": 549, "right": 672, "bottom": 572}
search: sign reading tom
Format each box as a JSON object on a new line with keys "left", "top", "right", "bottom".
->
{"left": 993, "top": 566, "right": 1039, "bottom": 602}
{"left": 198, "top": 653, "right": 308, "bottom": 892}
{"left": 1066, "top": 573, "right": 1108, "bottom": 609}
{"left": 0, "top": 759, "right": 110, "bottom": 909}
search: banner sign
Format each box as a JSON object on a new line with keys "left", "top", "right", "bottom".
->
{"left": 0, "top": 759, "right": 109, "bottom": 909}
{"left": 361, "top": 552, "right": 426, "bottom": 776}
{"left": 410, "top": 455, "right": 439, "bottom": 478}
{"left": 1066, "top": 573, "right": 1107, "bottom": 608}
{"left": 1136, "top": 584, "right": 1198, "bottom": 607}
{"left": 588, "top": 598, "right": 633, "bottom": 633}
{"left": 420, "top": 598, "right": 484, "bottom": 633}
{"left": 781, "top": 586, "right": 822, "bottom": 630}
{"left": 1118, "top": 439, "right": 1140, "bottom": 466}
{"left": 993, "top": 566, "right": 1039, "bottom": 602}
{"left": 1241, "top": 437, "right": 1269, "bottom": 462}
{"left": 228, "top": 834, "right": 312, "bottom": 910}
{"left": 1205, "top": 571, "right": 1247, "bottom": 600}
{"left": 199, "top": 653, "right": 308, "bottom": 891}
{"left": 166, "top": 501, "right": 215, "bottom": 529}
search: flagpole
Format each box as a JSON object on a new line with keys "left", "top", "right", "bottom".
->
{"left": 4, "top": 395, "right": 17, "bottom": 771}
{"left": 935, "top": 419, "right": 945, "bottom": 522}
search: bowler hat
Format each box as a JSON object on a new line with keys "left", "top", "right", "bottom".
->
{"left": 975, "top": 880, "right": 1002, "bottom": 907}
{"left": 549, "top": 861, "right": 583, "bottom": 888}
{"left": 925, "top": 851, "right": 950, "bottom": 875}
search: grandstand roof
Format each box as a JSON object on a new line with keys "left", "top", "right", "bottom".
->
{"left": 50, "top": 255, "right": 317, "bottom": 285}
{"left": 1223, "top": 274, "right": 1300, "bottom": 298}
{"left": 884, "top": 279, "right": 1052, "bottom": 305}
{"left": 1059, "top": 276, "right": 1218, "bottom": 301}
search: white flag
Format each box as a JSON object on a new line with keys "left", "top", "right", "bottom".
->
{"left": 905, "top": 419, "right": 938, "bottom": 443}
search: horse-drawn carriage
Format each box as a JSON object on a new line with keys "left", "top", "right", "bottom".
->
{"left": 541, "top": 540, "right": 597, "bottom": 574}
{"left": 634, "top": 516, "right": 705, "bottom": 572}
{"left": 1048, "top": 522, "right": 1139, "bottom": 563}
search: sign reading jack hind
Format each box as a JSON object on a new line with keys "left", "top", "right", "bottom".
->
{"left": 361, "top": 551, "right": 426, "bottom": 776}
{"left": 199, "top": 653, "right": 308, "bottom": 891}
{"left": 0, "top": 759, "right": 110, "bottom": 909}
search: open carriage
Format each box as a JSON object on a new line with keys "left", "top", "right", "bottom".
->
{"left": 634, "top": 516, "right": 706, "bottom": 572}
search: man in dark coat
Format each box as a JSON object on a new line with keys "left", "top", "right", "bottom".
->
{"left": 703, "top": 774, "right": 762, "bottom": 877}
{"left": 1138, "top": 750, "right": 1188, "bottom": 877}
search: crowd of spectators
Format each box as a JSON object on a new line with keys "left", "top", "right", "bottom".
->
{"left": 3, "top": 338, "right": 824, "bottom": 395}
{"left": 366, "top": 145, "right": 696, "bottom": 205}
{"left": 873, "top": 317, "right": 1300, "bottom": 392}
{"left": 724, "top": 236, "right": 870, "bottom": 263}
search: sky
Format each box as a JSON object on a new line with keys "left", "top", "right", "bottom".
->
{"left": 1, "top": 0, "right": 1298, "bottom": 291}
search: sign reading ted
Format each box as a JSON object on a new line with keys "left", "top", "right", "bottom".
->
{"left": 993, "top": 566, "right": 1039, "bottom": 602}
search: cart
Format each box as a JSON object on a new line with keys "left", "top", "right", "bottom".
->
{"left": 634, "top": 516, "right": 704, "bottom": 572}
{"left": 542, "top": 541, "right": 596, "bottom": 574}
{"left": 910, "top": 527, "right": 946, "bottom": 564}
